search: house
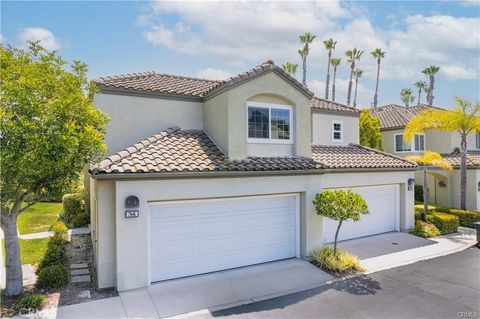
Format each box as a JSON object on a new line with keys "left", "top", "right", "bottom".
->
{"left": 371, "top": 104, "right": 480, "bottom": 210}
{"left": 88, "top": 61, "right": 417, "bottom": 292}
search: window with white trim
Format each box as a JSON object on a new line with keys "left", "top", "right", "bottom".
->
{"left": 332, "top": 121, "right": 343, "bottom": 142}
{"left": 247, "top": 103, "right": 292, "bottom": 143}
{"left": 395, "top": 133, "right": 425, "bottom": 152}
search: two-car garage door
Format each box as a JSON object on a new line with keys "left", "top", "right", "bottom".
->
{"left": 149, "top": 195, "right": 298, "bottom": 282}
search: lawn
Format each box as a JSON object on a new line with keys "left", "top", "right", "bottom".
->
{"left": 2, "top": 238, "right": 49, "bottom": 266}
{"left": 17, "top": 202, "right": 62, "bottom": 235}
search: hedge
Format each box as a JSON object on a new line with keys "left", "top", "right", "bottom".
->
{"left": 37, "top": 242, "right": 64, "bottom": 273}
{"left": 426, "top": 212, "right": 459, "bottom": 235}
{"left": 37, "top": 264, "right": 68, "bottom": 289}
{"left": 447, "top": 209, "right": 480, "bottom": 228}
{"left": 62, "top": 193, "right": 89, "bottom": 227}
{"left": 410, "top": 220, "right": 441, "bottom": 238}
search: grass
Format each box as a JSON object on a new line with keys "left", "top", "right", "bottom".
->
{"left": 313, "top": 246, "right": 365, "bottom": 274}
{"left": 17, "top": 202, "right": 62, "bottom": 235}
{"left": 2, "top": 238, "right": 49, "bottom": 266}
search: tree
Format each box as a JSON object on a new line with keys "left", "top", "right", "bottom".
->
{"left": 345, "top": 48, "right": 363, "bottom": 106}
{"left": 353, "top": 68, "right": 363, "bottom": 108}
{"left": 370, "top": 48, "right": 385, "bottom": 108}
{"left": 414, "top": 80, "right": 428, "bottom": 106}
{"left": 406, "top": 152, "right": 452, "bottom": 221}
{"left": 359, "top": 109, "right": 383, "bottom": 150}
{"left": 282, "top": 62, "right": 298, "bottom": 76}
{"left": 323, "top": 38, "right": 337, "bottom": 100}
{"left": 298, "top": 32, "right": 316, "bottom": 86}
{"left": 405, "top": 97, "right": 480, "bottom": 210}
{"left": 0, "top": 43, "right": 109, "bottom": 296}
{"left": 422, "top": 65, "right": 440, "bottom": 106}
{"left": 400, "top": 88, "right": 415, "bottom": 107}
{"left": 330, "top": 58, "right": 341, "bottom": 102}
{"left": 313, "top": 190, "right": 369, "bottom": 257}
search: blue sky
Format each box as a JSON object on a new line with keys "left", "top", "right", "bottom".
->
{"left": 2, "top": 0, "right": 479, "bottom": 108}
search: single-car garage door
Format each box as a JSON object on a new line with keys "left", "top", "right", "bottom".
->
{"left": 323, "top": 185, "right": 399, "bottom": 243}
{"left": 149, "top": 195, "right": 298, "bottom": 282}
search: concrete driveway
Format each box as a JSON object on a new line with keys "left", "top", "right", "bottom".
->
{"left": 190, "top": 246, "right": 480, "bottom": 319}
{"left": 119, "top": 259, "right": 332, "bottom": 318}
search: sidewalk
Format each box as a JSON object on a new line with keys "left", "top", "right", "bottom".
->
{"left": 51, "top": 227, "right": 477, "bottom": 319}
{"left": 19, "top": 227, "right": 90, "bottom": 240}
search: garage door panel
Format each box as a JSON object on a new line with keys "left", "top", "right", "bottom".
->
{"left": 150, "top": 195, "right": 297, "bottom": 282}
{"left": 323, "top": 185, "right": 399, "bottom": 243}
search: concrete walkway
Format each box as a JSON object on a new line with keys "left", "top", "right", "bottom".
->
{"left": 19, "top": 227, "right": 90, "bottom": 240}
{"left": 52, "top": 228, "right": 477, "bottom": 319}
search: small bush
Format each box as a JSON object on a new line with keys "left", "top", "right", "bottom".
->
{"left": 19, "top": 294, "right": 45, "bottom": 310}
{"left": 37, "top": 264, "right": 68, "bottom": 289}
{"left": 410, "top": 220, "right": 441, "bottom": 238}
{"left": 313, "top": 247, "right": 364, "bottom": 274}
{"left": 62, "top": 193, "right": 85, "bottom": 227}
{"left": 448, "top": 209, "right": 480, "bottom": 228}
{"left": 51, "top": 221, "right": 68, "bottom": 244}
{"left": 426, "top": 212, "right": 459, "bottom": 235}
{"left": 414, "top": 185, "right": 424, "bottom": 202}
{"left": 71, "top": 211, "right": 90, "bottom": 228}
{"left": 37, "top": 242, "right": 64, "bottom": 273}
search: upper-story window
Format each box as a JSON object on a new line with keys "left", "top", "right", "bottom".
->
{"left": 476, "top": 133, "right": 480, "bottom": 149}
{"left": 395, "top": 133, "right": 425, "bottom": 152}
{"left": 332, "top": 120, "right": 343, "bottom": 142}
{"left": 247, "top": 102, "right": 292, "bottom": 143}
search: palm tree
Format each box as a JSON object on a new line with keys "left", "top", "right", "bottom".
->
{"left": 400, "top": 88, "right": 415, "bottom": 107}
{"left": 282, "top": 62, "right": 298, "bottom": 77}
{"left": 370, "top": 48, "right": 385, "bottom": 108}
{"left": 299, "top": 32, "right": 316, "bottom": 86}
{"left": 422, "top": 65, "right": 440, "bottom": 106}
{"left": 405, "top": 97, "right": 480, "bottom": 210}
{"left": 414, "top": 80, "right": 428, "bottom": 106}
{"left": 407, "top": 152, "right": 452, "bottom": 222}
{"left": 345, "top": 48, "right": 364, "bottom": 106}
{"left": 353, "top": 68, "right": 363, "bottom": 108}
{"left": 330, "top": 58, "right": 341, "bottom": 102}
{"left": 323, "top": 38, "right": 337, "bottom": 99}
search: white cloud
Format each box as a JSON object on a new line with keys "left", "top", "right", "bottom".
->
{"left": 195, "top": 68, "right": 231, "bottom": 80}
{"left": 139, "top": 2, "right": 479, "bottom": 84}
{"left": 0, "top": 34, "right": 6, "bottom": 43}
{"left": 18, "top": 27, "right": 61, "bottom": 51}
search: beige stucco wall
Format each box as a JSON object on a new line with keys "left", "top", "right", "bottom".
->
{"left": 94, "top": 93, "right": 203, "bottom": 155}
{"left": 312, "top": 113, "right": 359, "bottom": 146}
{"left": 451, "top": 169, "right": 478, "bottom": 210}
{"left": 206, "top": 72, "right": 312, "bottom": 159}
{"left": 93, "top": 169, "right": 414, "bottom": 291}
{"left": 203, "top": 91, "right": 229, "bottom": 154}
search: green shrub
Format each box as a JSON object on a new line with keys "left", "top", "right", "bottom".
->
{"left": 19, "top": 294, "right": 45, "bottom": 310}
{"left": 447, "top": 209, "right": 480, "bottom": 228}
{"left": 71, "top": 211, "right": 90, "bottom": 228}
{"left": 37, "top": 242, "right": 64, "bottom": 273}
{"left": 37, "top": 264, "right": 68, "bottom": 289}
{"left": 20, "top": 294, "right": 45, "bottom": 309}
{"left": 414, "top": 185, "right": 423, "bottom": 202}
{"left": 426, "top": 212, "right": 459, "bottom": 235}
{"left": 313, "top": 247, "right": 364, "bottom": 273}
{"left": 62, "top": 193, "right": 85, "bottom": 227}
{"left": 410, "top": 220, "right": 441, "bottom": 238}
{"left": 51, "top": 221, "right": 68, "bottom": 244}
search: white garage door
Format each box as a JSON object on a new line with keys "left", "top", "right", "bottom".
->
{"left": 149, "top": 195, "right": 298, "bottom": 282}
{"left": 323, "top": 185, "right": 399, "bottom": 243}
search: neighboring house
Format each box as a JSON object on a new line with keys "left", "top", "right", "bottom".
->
{"left": 88, "top": 61, "right": 416, "bottom": 292}
{"left": 371, "top": 104, "right": 480, "bottom": 211}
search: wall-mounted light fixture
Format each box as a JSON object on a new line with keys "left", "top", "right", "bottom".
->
{"left": 125, "top": 195, "right": 140, "bottom": 218}
{"left": 478, "top": 182, "right": 480, "bottom": 192}
{"left": 438, "top": 181, "right": 446, "bottom": 188}
{"left": 408, "top": 178, "right": 415, "bottom": 191}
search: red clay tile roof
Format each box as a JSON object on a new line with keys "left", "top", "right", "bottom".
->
{"left": 90, "top": 128, "right": 417, "bottom": 175}
{"left": 93, "top": 72, "right": 220, "bottom": 98}
{"left": 311, "top": 97, "right": 360, "bottom": 115}
{"left": 93, "top": 61, "right": 314, "bottom": 101}
{"left": 370, "top": 104, "right": 446, "bottom": 130}
{"left": 442, "top": 150, "right": 480, "bottom": 168}
{"left": 311, "top": 144, "right": 417, "bottom": 169}
{"left": 90, "top": 127, "right": 325, "bottom": 174}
